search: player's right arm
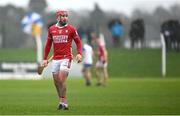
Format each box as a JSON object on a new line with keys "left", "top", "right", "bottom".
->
{"left": 43, "top": 29, "right": 53, "bottom": 66}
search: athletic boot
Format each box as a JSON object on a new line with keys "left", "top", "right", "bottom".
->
{"left": 58, "top": 103, "right": 69, "bottom": 110}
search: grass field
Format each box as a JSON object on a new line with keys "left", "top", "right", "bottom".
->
{"left": 0, "top": 48, "right": 180, "bottom": 114}
{"left": 108, "top": 48, "right": 180, "bottom": 77}
{"left": 0, "top": 78, "right": 180, "bottom": 115}
{"left": 0, "top": 48, "right": 180, "bottom": 77}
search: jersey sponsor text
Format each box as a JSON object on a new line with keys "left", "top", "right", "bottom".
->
{"left": 53, "top": 35, "right": 68, "bottom": 43}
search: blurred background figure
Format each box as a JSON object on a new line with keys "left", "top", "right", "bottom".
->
{"left": 82, "top": 39, "right": 94, "bottom": 86}
{"left": 86, "top": 26, "right": 95, "bottom": 47}
{"left": 129, "top": 18, "right": 145, "bottom": 49}
{"left": 108, "top": 18, "right": 124, "bottom": 47}
{"left": 95, "top": 33, "right": 108, "bottom": 86}
{"left": 161, "top": 19, "right": 180, "bottom": 52}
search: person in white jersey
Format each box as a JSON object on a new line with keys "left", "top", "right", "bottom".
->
{"left": 82, "top": 39, "right": 94, "bottom": 86}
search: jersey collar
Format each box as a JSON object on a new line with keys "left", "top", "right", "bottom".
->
{"left": 55, "top": 23, "right": 68, "bottom": 28}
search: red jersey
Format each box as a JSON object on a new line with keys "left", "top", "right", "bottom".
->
{"left": 97, "top": 45, "right": 106, "bottom": 61}
{"left": 44, "top": 24, "right": 82, "bottom": 60}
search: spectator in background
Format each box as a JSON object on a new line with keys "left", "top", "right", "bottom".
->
{"left": 108, "top": 19, "right": 123, "bottom": 47}
{"left": 82, "top": 39, "right": 94, "bottom": 86}
{"left": 95, "top": 33, "right": 108, "bottom": 86}
{"left": 161, "top": 20, "right": 180, "bottom": 51}
{"left": 129, "top": 19, "right": 145, "bottom": 49}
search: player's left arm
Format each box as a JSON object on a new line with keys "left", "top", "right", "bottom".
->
{"left": 101, "top": 46, "right": 108, "bottom": 63}
{"left": 72, "top": 27, "right": 83, "bottom": 63}
{"left": 104, "top": 48, "right": 108, "bottom": 63}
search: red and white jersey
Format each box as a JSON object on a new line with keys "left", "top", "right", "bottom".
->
{"left": 96, "top": 35, "right": 106, "bottom": 62}
{"left": 44, "top": 23, "right": 82, "bottom": 60}
{"left": 97, "top": 45, "right": 106, "bottom": 61}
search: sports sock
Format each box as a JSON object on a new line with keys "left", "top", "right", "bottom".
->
{"left": 60, "top": 96, "right": 67, "bottom": 104}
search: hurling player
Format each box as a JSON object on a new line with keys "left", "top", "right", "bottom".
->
{"left": 43, "top": 10, "right": 82, "bottom": 110}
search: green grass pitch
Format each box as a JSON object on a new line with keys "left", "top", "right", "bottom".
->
{"left": 1, "top": 48, "right": 180, "bottom": 77}
{"left": 0, "top": 48, "right": 180, "bottom": 114}
{"left": 0, "top": 78, "right": 180, "bottom": 115}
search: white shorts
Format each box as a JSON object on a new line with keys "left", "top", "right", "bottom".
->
{"left": 51, "top": 59, "right": 72, "bottom": 73}
{"left": 96, "top": 61, "right": 107, "bottom": 68}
